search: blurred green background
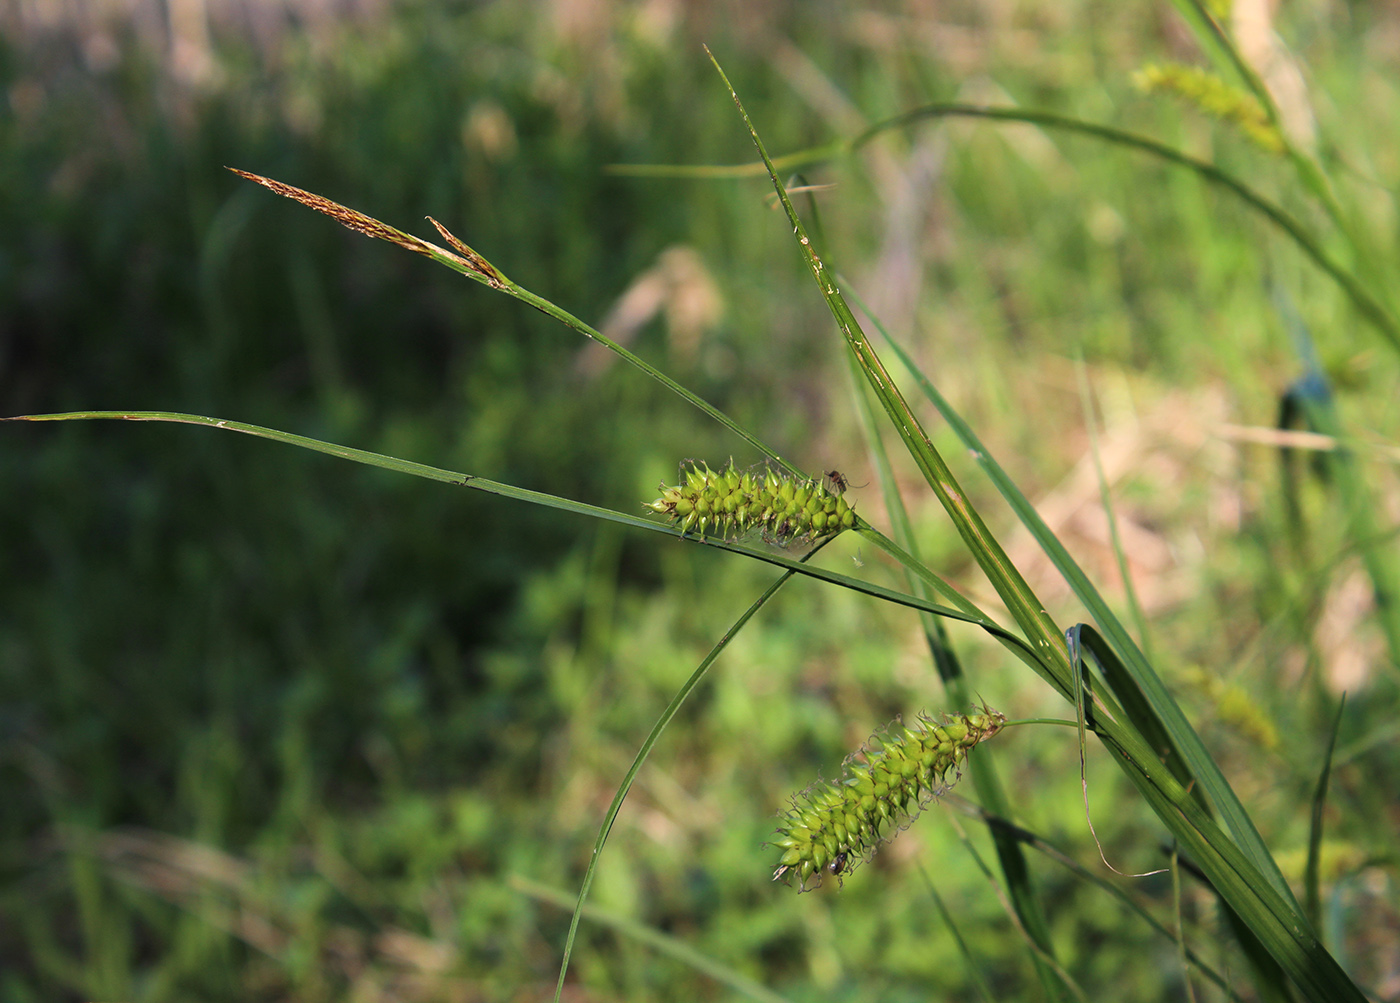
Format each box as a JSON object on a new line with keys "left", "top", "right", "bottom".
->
{"left": 3, "top": 1, "right": 1399, "bottom": 1000}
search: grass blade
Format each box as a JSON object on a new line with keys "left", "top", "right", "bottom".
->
{"left": 228, "top": 169, "right": 806, "bottom": 478}
{"left": 849, "top": 360, "right": 1064, "bottom": 993}
{"left": 848, "top": 296, "right": 1301, "bottom": 909}
{"left": 948, "top": 799, "right": 1244, "bottom": 1001}
{"left": 915, "top": 864, "right": 996, "bottom": 1003}
{"left": 551, "top": 545, "right": 828, "bottom": 1002}
{"left": 706, "top": 49, "right": 1076, "bottom": 700}
{"left": 703, "top": 56, "right": 1363, "bottom": 1000}
{"left": 512, "top": 876, "right": 794, "bottom": 1003}
{"left": 843, "top": 105, "right": 1399, "bottom": 354}
{"left": 618, "top": 104, "right": 1400, "bottom": 354}
{"left": 1307, "top": 697, "right": 1347, "bottom": 932}
{"left": 2, "top": 411, "right": 1041, "bottom": 663}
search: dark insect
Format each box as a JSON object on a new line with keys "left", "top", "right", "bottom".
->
{"left": 828, "top": 851, "right": 849, "bottom": 876}
{"left": 824, "top": 469, "right": 849, "bottom": 494}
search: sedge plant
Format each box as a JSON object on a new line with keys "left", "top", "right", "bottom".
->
{"left": 9, "top": 13, "right": 1396, "bottom": 1000}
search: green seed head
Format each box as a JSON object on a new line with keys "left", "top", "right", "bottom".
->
{"left": 769, "top": 706, "right": 1006, "bottom": 891}
{"left": 646, "top": 459, "right": 857, "bottom": 546}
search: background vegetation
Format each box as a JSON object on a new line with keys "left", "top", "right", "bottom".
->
{"left": 3, "top": 0, "right": 1398, "bottom": 1000}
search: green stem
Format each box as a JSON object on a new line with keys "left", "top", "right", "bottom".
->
{"left": 843, "top": 104, "right": 1399, "bottom": 354}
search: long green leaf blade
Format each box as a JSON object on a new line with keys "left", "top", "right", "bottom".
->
{"left": 705, "top": 50, "right": 1075, "bottom": 698}
{"left": 553, "top": 548, "right": 827, "bottom": 1002}
{"left": 855, "top": 302, "right": 1300, "bottom": 910}
{"left": 513, "top": 876, "right": 794, "bottom": 1003}
{"left": 3, "top": 411, "right": 1040, "bottom": 661}
{"left": 228, "top": 169, "right": 807, "bottom": 477}
{"left": 850, "top": 360, "right": 1063, "bottom": 994}
{"left": 704, "top": 53, "right": 1363, "bottom": 1003}
{"left": 620, "top": 105, "right": 1399, "bottom": 353}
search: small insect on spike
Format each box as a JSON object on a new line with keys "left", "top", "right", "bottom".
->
{"left": 824, "top": 469, "right": 850, "bottom": 495}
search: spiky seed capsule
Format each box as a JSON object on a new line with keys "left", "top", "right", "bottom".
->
{"left": 646, "top": 460, "right": 856, "bottom": 545}
{"left": 770, "top": 706, "right": 1006, "bottom": 891}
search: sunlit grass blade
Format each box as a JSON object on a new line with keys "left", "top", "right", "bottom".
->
{"left": 704, "top": 55, "right": 1362, "bottom": 998}
{"left": 846, "top": 291, "right": 1300, "bottom": 909}
{"left": 915, "top": 864, "right": 996, "bottom": 1003}
{"left": 551, "top": 545, "right": 828, "bottom": 1003}
{"left": 706, "top": 49, "right": 1076, "bottom": 703}
{"left": 849, "top": 357, "right": 1063, "bottom": 993}
{"left": 841, "top": 105, "right": 1400, "bottom": 354}
{"left": 948, "top": 799, "right": 1245, "bottom": 1001}
{"left": 619, "top": 103, "right": 1398, "bottom": 354}
{"left": 511, "top": 876, "right": 794, "bottom": 1003}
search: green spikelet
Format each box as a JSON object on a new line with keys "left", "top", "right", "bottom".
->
{"left": 770, "top": 707, "right": 1006, "bottom": 891}
{"left": 1178, "top": 665, "right": 1280, "bottom": 752}
{"left": 1133, "top": 62, "right": 1285, "bottom": 154}
{"left": 646, "top": 460, "right": 856, "bottom": 545}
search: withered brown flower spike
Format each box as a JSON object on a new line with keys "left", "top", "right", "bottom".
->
{"left": 227, "top": 168, "right": 506, "bottom": 289}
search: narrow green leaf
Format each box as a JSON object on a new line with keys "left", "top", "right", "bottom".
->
{"left": 619, "top": 103, "right": 1398, "bottom": 353}
{"left": 916, "top": 865, "right": 996, "bottom": 1003}
{"left": 1088, "top": 716, "right": 1363, "bottom": 1003}
{"left": 512, "top": 876, "right": 794, "bottom": 1003}
{"left": 840, "top": 105, "right": 1400, "bottom": 353}
{"left": 1070, "top": 625, "right": 1294, "bottom": 1001}
{"left": 705, "top": 49, "right": 1076, "bottom": 701}
{"left": 848, "top": 296, "right": 1300, "bottom": 910}
{"left": 3, "top": 410, "right": 1041, "bottom": 665}
{"left": 850, "top": 362, "right": 1063, "bottom": 993}
{"left": 951, "top": 799, "right": 1245, "bottom": 1000}
{"left": 553, "top": 548, "right": 828, "bottom": 1002}
{"left": 229, "top": 168, "right": 807, "bottom": 478}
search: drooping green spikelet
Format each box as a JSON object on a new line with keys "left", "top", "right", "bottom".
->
{"left": 646, "top": 460, "right": 856, "bottom": 545}
{"left": 1133, "top": 62, "right": 1285, "bottom": 154}
{"left": 770, "top": 707, "right": 1006, "bottom": 891}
